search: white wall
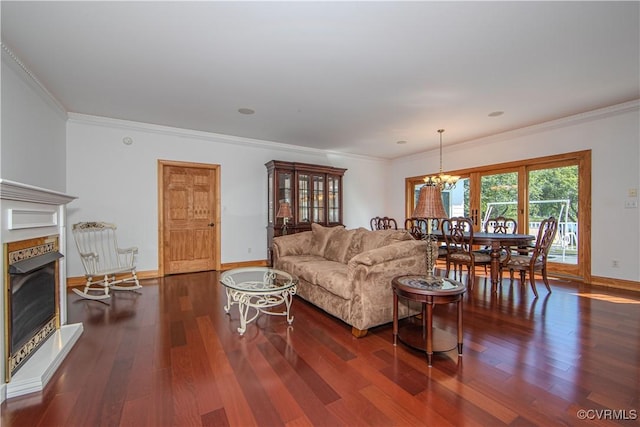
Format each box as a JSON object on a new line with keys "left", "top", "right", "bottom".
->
{"left": 1, "top": 51, "right": 67, "bottom": 191}
{"left": 65, "top": 115, "right": 388, "bottom": 277}
{"left": 388, "top": 102, "right": 640, "bottom": 282}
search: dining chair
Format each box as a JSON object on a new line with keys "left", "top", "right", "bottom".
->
{"left": 502, "top": 216, "right": 558, "bottom": 298}
{"left": 404, "top": 217, "right": 428, "bottom": 239}
{"left": 441, "top": 217, "right": 491, "bottom": 290}
{"left": 370, "top": 216, "right": 398, "bottom": 230}
{"left": 404, "top": 217, "right": 441, "bottom": 238}
{"left": 404, "top": 217, "right": 447, "bottom": 258}
{"left": 475, "top": 216, "right": 518, "bottom": 274}
{"left": 484, "top": 216, "right": 517, "bottom": 234}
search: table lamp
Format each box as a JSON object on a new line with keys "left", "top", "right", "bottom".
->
{"left": 413, "top": 184, "right": 448, "bottom": 284}
{"left": 276, "top": 201, "right": 292, "bottom": 235}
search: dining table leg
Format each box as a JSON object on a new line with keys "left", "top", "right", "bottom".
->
{"left": 489, "top": 241, "right": 501, "bottom": 292}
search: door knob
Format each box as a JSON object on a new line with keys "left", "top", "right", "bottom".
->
{"left": 208, "top": 223, "right": 215, "bottom": 227}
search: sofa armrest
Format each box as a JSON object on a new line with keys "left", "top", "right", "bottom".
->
{"left": 272, "top": 231, "right": 313, "bottom": 261}
{"left": 347, "top": 240, "right": 427, "bottom": 331}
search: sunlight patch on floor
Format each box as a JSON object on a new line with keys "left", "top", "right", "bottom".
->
{"left": 572, "top": 293, "right": 640, "bottom": 304}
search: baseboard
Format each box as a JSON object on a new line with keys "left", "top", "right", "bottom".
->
{"left": 66, "top": 270, "right": 160, "bottom": 287}
{"left": 220, "top": 260, "right": 268, "bottom": 271}
{"left": 589, "top": 276, "right": 640, "bottom": 292}
{"left": 66, "top": 261, "right": 270, "bottom": 286}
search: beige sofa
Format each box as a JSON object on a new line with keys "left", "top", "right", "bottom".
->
{"left": 272, "top": 223, "right": 427, "bottom": 337}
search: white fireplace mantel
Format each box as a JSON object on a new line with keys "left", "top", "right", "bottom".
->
{"left": 0, "top": 179, "right": 77, "bottom": 205}
{"left": 1, "top": 179, "right": 83, "bottom": 401}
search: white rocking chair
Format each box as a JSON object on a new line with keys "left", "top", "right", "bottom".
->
{"left": 72, "top": 222, "right": 141, "bottom": 300}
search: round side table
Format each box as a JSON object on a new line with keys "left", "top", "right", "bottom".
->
{"left": 392, "top": 275, "right": 466, "bottom": 366}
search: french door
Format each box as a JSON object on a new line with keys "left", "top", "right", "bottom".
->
{"left": 406, "top": 151, "right": 591, "bottom": 281}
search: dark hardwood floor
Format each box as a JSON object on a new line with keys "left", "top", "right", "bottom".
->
{"left": 2, "top": 270, "right": 639, "bottom": 426}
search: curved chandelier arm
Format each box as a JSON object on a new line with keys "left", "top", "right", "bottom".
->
{"left": 424, "top": 129, "right": 459, "bottom": 190}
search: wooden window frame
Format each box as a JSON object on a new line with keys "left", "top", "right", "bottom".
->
{"left": 405, "top": 150, "right": 591, "bottom": 282}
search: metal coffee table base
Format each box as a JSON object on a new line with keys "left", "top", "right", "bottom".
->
{"left": 224, "top": 287, "right": 296, "bottom": 335}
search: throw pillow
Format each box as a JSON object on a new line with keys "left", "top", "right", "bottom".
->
{"left": 342, "top": 227, "right": 368, "bottom": 262}
{"left": 309, "top": 223, "right": 344, "bottom": 257}
{"left": 380, "top": 229, "right": 413, "bottom": 246}
{"left": 324, "top": 228, "right": 356, "bottom": 263}
{"left": 360, "top": 229, "right": 393, "bottom": 252}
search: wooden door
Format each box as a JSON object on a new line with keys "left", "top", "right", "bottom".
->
{"left": 159, "top": 160, "right": 220, "bottom": 275}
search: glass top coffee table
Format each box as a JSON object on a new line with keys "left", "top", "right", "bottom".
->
{"left": 220, "top": 267, "right": 298, "bottom": 335}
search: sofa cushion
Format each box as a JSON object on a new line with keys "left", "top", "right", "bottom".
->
{"left": 292, "top": 259, "right": 324, "bottom": 284}
{"left": 310, "top": 223, "right": 344, "bottom": 257}
{"left": 276, "top": 255, "right": 321, "bottom": 283}
{"left": 277, "top": 256, "right": 351, "bottom": 299}
{"left": 324, "top": 228, "right": 357, "bottom": 263}
{"left": 305, "top": 261, "right": 351, "bottom": 299}
{"left": 360, "top": 229, "right": 413, "bottom": 253}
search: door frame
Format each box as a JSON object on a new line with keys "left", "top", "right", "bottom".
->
{"left": 157, "top": 159, "right": 221, "bottom": 276}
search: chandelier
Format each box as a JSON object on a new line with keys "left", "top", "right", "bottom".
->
{"left": 423, "top": 129, "right": 459, "bottom": 190}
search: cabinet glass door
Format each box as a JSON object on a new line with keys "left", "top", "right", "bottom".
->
{"left": 328, "top": 175, "right": 340, "bottom": 223}
{"left": 312, "top": 174, "right": 324, "bottom": 223}
{"left": 298, "top": 174, "right": 310, "bottom": 223}
{"left": 278, "top": 171, "right": 292, "bottom": 204}
{"left": 278, "top": 171, "right": 292, "bottom": 225}
{"left": 268, "top": 170, "right": 274, "bottom": 224}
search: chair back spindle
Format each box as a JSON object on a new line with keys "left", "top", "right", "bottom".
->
{"left": 72, "top": 221, "right": 141, "bottom": 300}
{"left": 441, "top": 217, "right": 491, "bottom": 289}
{"left": 370, "top": 216, "right": 398, "bottom": 230}
{"left": 503, "top": 216, "right": 558, "bottom": 298}
{"left": 484, "top": 216, "right": 517, "bottom": 234}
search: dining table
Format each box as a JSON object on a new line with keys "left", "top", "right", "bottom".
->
{"left": 433, "top": 231, "right": 536, "bottom": 291}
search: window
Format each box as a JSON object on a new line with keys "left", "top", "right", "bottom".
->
{"left": 406, "top": 151, "right": 591, "bottom": 281}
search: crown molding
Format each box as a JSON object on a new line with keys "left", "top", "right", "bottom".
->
{"left": 392, "top": 99, "right": 640, "bottom": 164}
{"left": 66, "top": 113, "right": 383, "bottom": 162}
{"left": 1, "top": 43, "right": 68, "bottom": 120}
{"left": 455, "top": 99, "right": 640, "bottom": 148}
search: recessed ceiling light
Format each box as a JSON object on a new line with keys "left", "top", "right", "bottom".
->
{"left": 238, "top": 108, "right": 255, "bottom": 115}
{"left": 488, "top": 111, "right": 504, "bottom": 117}
{"left": 396, "top": 140, "right": 407, "bottom": 145}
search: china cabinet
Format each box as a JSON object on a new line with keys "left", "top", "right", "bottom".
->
{"left": 266, "top": 160, "right": 347, "bottom": 258}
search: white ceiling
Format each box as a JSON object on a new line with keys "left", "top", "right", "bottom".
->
{"left": 2, "top": 1, "right": 639, "bottom": 159}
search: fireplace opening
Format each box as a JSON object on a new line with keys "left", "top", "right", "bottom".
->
{"left": 5, "top": 240, "right": 62, "bottom": 380}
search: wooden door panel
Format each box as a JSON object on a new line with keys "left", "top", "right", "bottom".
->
{"left": 193, "top": 190, "right": 211, "bottom": 220}
{"left": 193, "top": 229, "right": 214, "bottom": 260}
{"left": 168, "top": 189, "right": 188, "bottom": 220}
{"left": 169, "top": 230, "right": 192, "bottom": 261}
{"left": 162, "top": 164, "right": 217, "bottom": 274}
